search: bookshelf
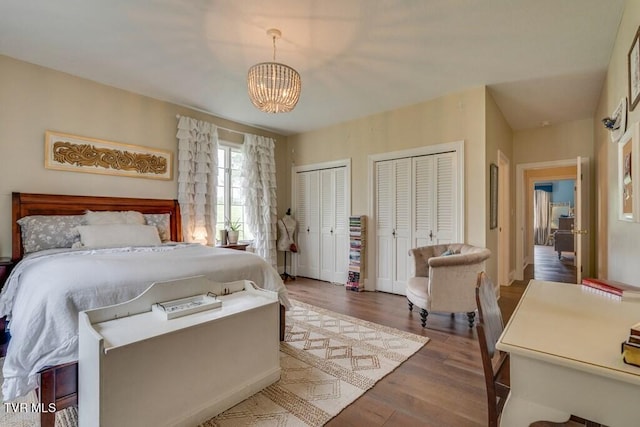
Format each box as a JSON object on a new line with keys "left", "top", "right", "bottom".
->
{"left": 347, "top": 215, "right": 366, "bottom": 291}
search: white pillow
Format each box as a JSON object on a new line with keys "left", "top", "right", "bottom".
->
{"left": 76, "top": 224, "right": 161, "bottom": 248}
{"left": 84, "top": 210, "right": 145, "bottom": 225}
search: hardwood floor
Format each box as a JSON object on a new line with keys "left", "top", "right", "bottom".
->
{"left": 284, "top": 261, "right": 574, "bottom": 426}
{"left": 533, "top": 244, "right": 577, "bottom": 284}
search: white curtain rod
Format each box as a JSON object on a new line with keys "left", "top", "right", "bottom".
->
{"left": 175, "top": 114, "right": 246, "bottom": 137}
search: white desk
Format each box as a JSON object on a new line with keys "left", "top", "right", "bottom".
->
{"left": 496, "top": 280, "right": 640, "bottom": 427}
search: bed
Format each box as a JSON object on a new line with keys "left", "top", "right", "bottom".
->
{"left": 0, "top": 192, "right": 290, "bottom": 427}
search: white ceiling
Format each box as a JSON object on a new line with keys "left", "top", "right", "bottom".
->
{"left": 0, "top": 0, "right": 625, "bottom": 136}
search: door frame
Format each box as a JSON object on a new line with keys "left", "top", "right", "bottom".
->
{"left": 367, "top": 140, "right": 465, "bottom": 292}
{"left": 497, "top": 150, "right": 511, "bottom": 288}
{"left": 291, "top": 158, "right": 352, "bottom": 277}
{"left": 515, "top": 158, "right": 584, "bottom": 280}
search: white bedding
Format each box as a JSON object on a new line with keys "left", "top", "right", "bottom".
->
{"left": 0, "top": 243, "right": 290, "bottom": 402}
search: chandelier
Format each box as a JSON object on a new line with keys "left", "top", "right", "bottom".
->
{"left": 247, "top": 28, "right": 301, "bottom": 113}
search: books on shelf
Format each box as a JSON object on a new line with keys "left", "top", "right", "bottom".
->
{"left": 346, "top": 215, "right": 366, "bottom": 292}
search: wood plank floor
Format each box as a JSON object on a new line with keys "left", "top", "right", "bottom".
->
{"left": 534, "top": 244, "right": 577, "bottom": 284}
{"left": 284, "top": 262, "right": 573, "bottom": 427}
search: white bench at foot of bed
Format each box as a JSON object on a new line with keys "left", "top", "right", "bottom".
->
{"left": 78, "top": 276, "right": 281, "bottom": 427}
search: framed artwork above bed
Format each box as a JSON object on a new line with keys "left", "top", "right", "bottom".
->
{"left": 44, "top": 131, "right": 173, "bottom": 180}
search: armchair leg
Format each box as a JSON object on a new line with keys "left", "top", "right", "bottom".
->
{"left": 420, "top": 309, "right": 428, "bottom": 327}
{"left": 466, "top": 311, "right": 476, "bottom": 328}
{"left": 407, "top": 300, "right": 414, "bottom": 312}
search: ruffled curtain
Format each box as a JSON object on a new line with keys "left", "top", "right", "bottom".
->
{"left": 241, "top": 134, "right": 277, "bottom": 267}
{"left": 533, "top": 189, "right": 551, "bottom": 245}
{"left": 176, "top": 116, "right": 218, "bottom": 244}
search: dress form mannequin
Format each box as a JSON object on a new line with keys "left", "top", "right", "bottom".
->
{"left": 277, "top": 209, "right": 297, "bottom": 252}
{"left": 278, "top": 209, "right": 297, "bottom": 281}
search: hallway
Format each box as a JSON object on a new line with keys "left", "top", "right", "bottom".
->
{"left": 533, "top": 244, "right": 577, "bottom": 283}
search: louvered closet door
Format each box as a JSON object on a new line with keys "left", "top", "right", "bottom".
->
{"left": 319, "top": 167, "right": 349, "bottom": 284}
{"left": 433, "top": 152, "right": 456, "bottom": 244}
{"left": 333, "top": 167, "right": 349, "bottom": 284}
{"left": 393, "top": 158, "right": 412, "bottom": 295}
{"left": 375, "top": 160, "right": 394, "bottom": 293}
{"left": 320, "top": 169, "right": 335, "bottom": 282}
{"left": 413, "top": 153, "right": 456, "bottom": 246}
{"left": 376, "top": 158, "right": 411, "bottom": 295}
{"left": 295, "top": 170, "right": 320, "bottom": 279}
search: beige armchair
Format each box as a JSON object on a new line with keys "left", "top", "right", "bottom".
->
{"left": 407, "top": 243, "right": 491, "bottom": 328}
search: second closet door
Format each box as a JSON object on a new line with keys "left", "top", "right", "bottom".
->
{"left": 296, "top": 167, "right": 348, "bottom": 284}
{"left": 375, "top": 152, "right": 457, "bottom": 295}
{"left": 376, "top": 157, "right": 411, "bottom": 295}
{"left": 320, "top": 167, "right": 349, "bottom": 283}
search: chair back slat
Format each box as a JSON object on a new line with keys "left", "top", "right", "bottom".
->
{"left": 476, "top": 272, "right": 503, "bottom": 357}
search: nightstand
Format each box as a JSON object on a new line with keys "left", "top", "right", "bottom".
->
{"left": 216, "top": 243, "right": 249, "bottom": 251}
{"left": 0, "top": 257, "right": 13, "bottom": 292}
{"left": 0, "top": 257, "right": 13, "bottom": 347}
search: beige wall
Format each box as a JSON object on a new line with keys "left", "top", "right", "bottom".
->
{"left": 287, "top": 87, "right": 495, "bottom": 285}
{"left": 513, "top": 119, "right": 594, "bottom": 164}
{"left": 0, "top": 55, "right": 288, "bottom": 259}
{"left": 485, "top": 89, "right": 514, "bottom": 284}
{"left": 595, "top": 0, "right": 640, "bottom": 285}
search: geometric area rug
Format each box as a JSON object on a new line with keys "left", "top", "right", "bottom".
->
{"left": 201, "top": 300, "right": 430, "bottom": 426}
{"left": 1, "top": 300, "right": 429, "bottom": 427}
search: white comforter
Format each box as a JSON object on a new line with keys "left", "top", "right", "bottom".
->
{"left": 0, "top": 243, "right": 290, "bottom": 402}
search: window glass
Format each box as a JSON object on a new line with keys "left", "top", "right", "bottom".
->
{"left": 216, "top": 144, "right": 253, "bottom": 243}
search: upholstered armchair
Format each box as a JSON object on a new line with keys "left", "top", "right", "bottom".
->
{"left": 407, "top": 244, "right": 491, "bottom": 328}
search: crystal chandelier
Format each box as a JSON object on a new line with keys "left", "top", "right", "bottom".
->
{"left": 247, "top": 28, "right": 301, "bottom": 113}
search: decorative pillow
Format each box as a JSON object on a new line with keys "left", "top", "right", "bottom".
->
{"left": 144, "top": 213, "right": 171, "bottom": 242}
{"left": 17, "top": 215, "right": 83, "bottom": 254}
{"left": 84, "top": 210, "right": 145, "bottom": 225}
{"left": 76, "top": 224, "right": 161, "bottom": 248}
{"left": 441, "top": 249, "right": 459, "bottom": 256}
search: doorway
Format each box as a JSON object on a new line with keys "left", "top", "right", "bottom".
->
{"left": 532, "top": 179, "right": 577, "bottom": 283}
{"left": 515, "top": 159, "right": 588, "bottom": 283}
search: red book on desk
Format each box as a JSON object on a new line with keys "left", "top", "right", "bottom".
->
{"left": 581, "top": 278, "right": 624, "bottom": 296}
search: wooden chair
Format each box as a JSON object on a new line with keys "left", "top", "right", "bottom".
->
{"left": 475, "top": 272, "right": 602, "bottom": 427}
{"left": 475, "top": 272, "right": 510, "bottom": 427}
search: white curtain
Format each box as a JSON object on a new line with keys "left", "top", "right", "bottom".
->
{"left": 533, "top": 189, "right": 551, "bottom": 245}
{"left": 176, "top": 116, "right": 218, "bottom": 244}
{"left": 241, "top": 134, "right": 277, "bottom": 267}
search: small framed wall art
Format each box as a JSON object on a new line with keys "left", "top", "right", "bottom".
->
{"left": 628, "top": 26, "right": 640, "bottom": 111}
{"left": 490, "top": 163, "right": 498, "bottom": 229}
{"left": 618, "top": 121, "right": 640, "bottom": 221}
{"left": 45, "top": 131, "right": 173, "bottom": 180}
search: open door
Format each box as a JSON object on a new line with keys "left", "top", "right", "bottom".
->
{"left": 575, "top": 156, "right": 590, "bottom": 283}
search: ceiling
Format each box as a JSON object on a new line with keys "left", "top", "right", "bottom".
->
{"left": 0, "top": 1, "right": 626, "bottom": 136}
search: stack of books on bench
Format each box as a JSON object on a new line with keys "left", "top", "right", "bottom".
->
{"left": 622, "top": 321, "right": 640, "bottom": 367}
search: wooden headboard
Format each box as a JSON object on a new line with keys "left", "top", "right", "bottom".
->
{"left": 11, "top": 192, "right": 182, "bottom": 261}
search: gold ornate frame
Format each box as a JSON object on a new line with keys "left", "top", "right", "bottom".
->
{"left": 44, "top": 131, "right": 173, "bottom": 180}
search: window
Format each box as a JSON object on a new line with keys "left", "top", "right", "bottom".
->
{"left": 217, "top": 144, "right": 253, "bottom": 242}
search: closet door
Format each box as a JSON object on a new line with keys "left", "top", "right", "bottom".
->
{"left": 295, "top": 170, "right": 320, "bottom": 279}
{"left": 375, "top": 161, "right": 394, "bottom": 293}
{"left": 333, "top": 166, "right": 349, "bottom": 284}
{"left": 320, "top": 167, "right": 349, "bottom": 283}
{"left": 320, "top": 169, "right": 335, "bottom": 281}
{"left": 393, "top": 158, "right": 412, "bottom": 295}
{"left": 432, "top": 152, "right": 456, "bottom": 244}
{"left": 413, "top": 152, "right": 457, "bottom": 247}
{"left": 375, "top": 158, "right": 411, "bottom": 295}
